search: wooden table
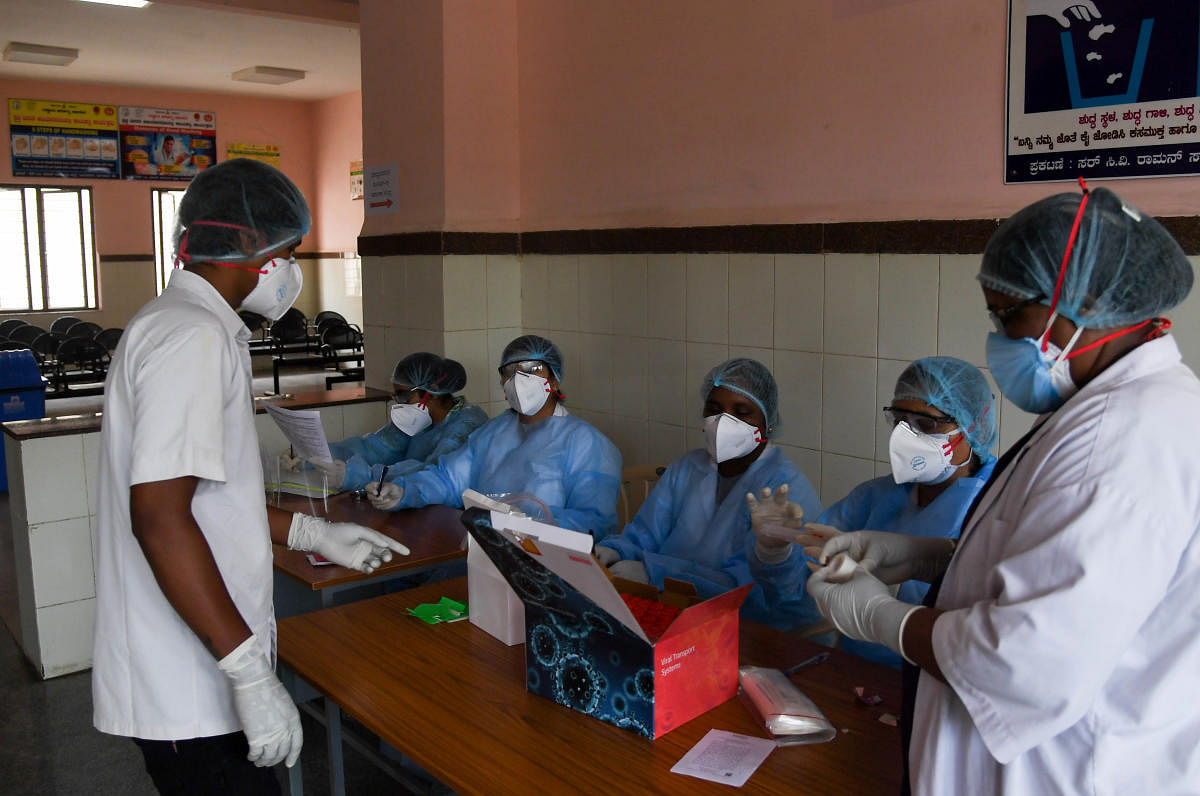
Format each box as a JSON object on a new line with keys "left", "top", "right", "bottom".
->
{"left": 278, "top": 578, "right": 904, "bottom": 796}
{"left": 272, "top": 493, "right": 467, "bottom": 613}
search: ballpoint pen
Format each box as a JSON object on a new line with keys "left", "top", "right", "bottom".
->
{"left": 376, "top": 465, "right": 390, "bottom": 497}
{"left": 783, "top": 652, "right": 829, "bottom": 676}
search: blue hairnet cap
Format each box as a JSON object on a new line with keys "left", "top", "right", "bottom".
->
{"left": 174, "top": 158, "right": 311, "bottom": 265}
{"left": 499, "top": 335, "right": 564, "bottom": 381}
{"left": 894, "top": 357, "right": 997, "bottom": 462}
{"left": 701, "top": 358, "right": 779, "bottom": 432}
{"left": 978, "top": 186, "right": 1192, "bottom": 328}
{"left": 392, "top": 352, "right": 465, "bottom": 395}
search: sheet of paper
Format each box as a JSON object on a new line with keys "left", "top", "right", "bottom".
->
{"left": 670, "top": 729, "right": 776, "bottom": 788}
{"left": 263, "top": 403, "right": 333, "bottom": 462}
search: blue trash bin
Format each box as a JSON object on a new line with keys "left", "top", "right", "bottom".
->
{"left": 0, "top": 349, "right": 48, "bottom": 491}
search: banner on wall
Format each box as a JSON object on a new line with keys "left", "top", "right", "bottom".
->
{"left": 227, "top": 142, "right": 280, "bottom": 168}
{"left": 1007, "top": 1, "right": 1200, "bottom": 183}
{"left": 350, "top": 160, "right": 363, "bottom": 200}
{"left": 119, "top": 106, "right": 216, "bottom": 180}
{"left": 8, "top": 99, "right": 120, "bottom": 179}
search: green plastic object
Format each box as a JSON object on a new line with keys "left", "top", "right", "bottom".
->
{"left": 408, "top": 597, "right": 468, "bottom": 625}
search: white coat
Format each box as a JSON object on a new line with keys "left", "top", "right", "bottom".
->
{"left": 910, "top": 335, "right": 1200, "bottom": 794}
{"left": 92, "top": 268, "right": 274, "bottom": 741}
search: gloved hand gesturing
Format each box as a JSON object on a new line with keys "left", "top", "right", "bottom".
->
{"left": 815, "top": 530, "right": 955, "bottom": 586}
{"left": 216, "top": 634, "right": 302, "bottom": 768}
{"left": 368, "top": 482, "right": 404, "bottom": 511}
{"left": 806, "top": 561, "right": 919, "bottom": 659}
{"left": 306, "top": 458, "right": 347, "bottom": 491}
{"left": 287, "top": 513, "right": 409, "bottom": 573}
{"left": 745, "top": 484, "right": 806, "bottom": 550}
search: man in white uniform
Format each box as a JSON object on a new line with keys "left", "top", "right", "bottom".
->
{"left": 804, "top": 183, "right": 1200, "bottom": 794}
{"left": 92, "top": 158, "right": 408, "bottom": 794}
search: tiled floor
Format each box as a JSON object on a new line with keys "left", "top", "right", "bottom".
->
{"left": 0, "top": 366, "right": 444, "bottom": 795}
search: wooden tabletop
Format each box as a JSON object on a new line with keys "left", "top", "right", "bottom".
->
{"left": 271, "top": 493, "right": 467, "bottom": 590}
{"left": 277, "top": 578, "right": 904, "bottom": 795}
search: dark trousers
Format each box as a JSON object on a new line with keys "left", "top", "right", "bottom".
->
{"left": 133, "top": 733, "right": 282, "bottom": 796}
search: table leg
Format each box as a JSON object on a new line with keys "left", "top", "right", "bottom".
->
{"left": 278, "top": 666, "right": 305, "bottom": 796}
{"left": 273, "top": 358, "right": 281, "bottom": 394}
{"left": 325, "top": 697, "right": 346, "bottom": 796}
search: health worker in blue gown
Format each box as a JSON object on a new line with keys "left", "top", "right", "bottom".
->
{"left": 595, "top": 358, "right": 822, "bottom": 629}
{"left": 368, "top": 335, "right": 622, "bottom": 541}
{"left": 764, "top": 356, "right": 997, "bottom": 667}
{"left": 287, "top": 352, "right": 488, "bottom": 493}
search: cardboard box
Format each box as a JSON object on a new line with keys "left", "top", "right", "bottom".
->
{"left": 462, "top": 508, "right": 751, "bottom": 739}
{"left": 462, "top": 492, "right": 595, "bottom": 646}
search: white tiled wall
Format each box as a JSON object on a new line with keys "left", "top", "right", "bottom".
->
{"left": 514, "top": 253, "right": 1200, "bottom": 509}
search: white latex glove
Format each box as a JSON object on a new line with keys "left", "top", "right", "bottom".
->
{"left": 806, "top": 562, "right": 920, "bottom": 662}
{"left": 594, "top": 545, "right": 620, "bottom": 566}
{"left": 306, "top": 457, "right": 347, "bottom": 491}
{"left": 816, "top": 530, "right": 956, "bottom": 586}
{"left": 278, "top": 451, "right": 305, "bottom": 473}
{"left": 792, "top": 522, "right": 842, "bottom": 561}
{"left": 287, "top": 513, "right": 409, "bottom": 573}
{"left": 216, "top": 634, "right": 302, "bottom": 768}
{"left": 368, "top": 481, "right": 405, "bottom": 511}
{"left": 609, "top": 559, "right": 649, "bottom": 583}
{"left": 745, "top": 484, "right": 806, "bottom": 550}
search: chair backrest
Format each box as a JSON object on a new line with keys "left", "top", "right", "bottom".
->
{"left": 0, "top": 319, "right": 28, "bottom": 336}
{"left": 66, "top": 321, "right": 102, "bottom": 339}
{"left": 617, "top": 464, "right": 667, "bottom": 526}
{"left": 270, "top": 308, "right": 308, "bottom": 344}
{"left": 0, "top": 340, "right": 30, "bottom": 351}
{"left": 94, "top": 328, "right": 124, "bottom": 353}
{"left": 239, "top": 311, "right": 266, "bottom": 335}
{"left": 49, "top": 316, "right": 82, "bottom": 335}
{"left": 320, "top": 322, "right": 363, "bottom": 353}
{"left": 313, "top": 310, "right": 346, "bottom": 328}
{"left": 30, "top": 332, "right": 63, "bottom": 360}
{"left": 57, "top": 337, "right": 105, "bottom": 369}
{"left": 9, "top": 325, "right": 45, "bottom": 345}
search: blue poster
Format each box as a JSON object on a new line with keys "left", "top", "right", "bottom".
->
{"left": 8, "top": 99, "right": 120, "bottom": 179}
{"left": 118, "top": 106, "right": 216, "bottom": 181}
{"left": 1007, "top": 1, "right": 1200, "bottom": 182}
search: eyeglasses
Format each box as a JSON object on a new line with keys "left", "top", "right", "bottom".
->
{"left": 392, "top": 387, "right": 422, "bottom": 404}
{"left": 882, "top": 406, "right": 956, "bottom": 435}
{"left": 987, "top": 295, "right": 1044, "bottom": 333}
{"left": 498, "top": 360, "right": 549, "bottom": 379}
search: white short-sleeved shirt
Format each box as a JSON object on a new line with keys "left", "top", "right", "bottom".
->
{"left": 92, "top": 268, "right": 274, "bottom": 741}
{"left": 910, "top": 336, "right": 1200, "bottom": 794}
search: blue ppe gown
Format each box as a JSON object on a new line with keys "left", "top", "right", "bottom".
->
{"left": 330, "top": 403, "right": 489, "bottom": 492}
{"left": 598, "top": 445, "right": 823, "bottom": 630}
{"left": 390, "top": 409, "right": 622, "bottom": 540}
{"left": 814, "top": 459, "right": 996, "bottom": 667}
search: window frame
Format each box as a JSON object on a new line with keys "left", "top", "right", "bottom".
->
{"left": 151, "top": 186, "right": 189, "bottom": 295}
{"left": 0, "top": 183, "right": 99, "bottom": 313}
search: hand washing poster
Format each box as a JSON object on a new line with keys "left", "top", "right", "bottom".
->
{"left": 119, "top": 106, "right": 216, "bottom": 180}
{"left": 1007, "top": 1, "right": 1200, "bottom": 182}
{"left": 8, "top": 99, "right": 120, "bottom": 179}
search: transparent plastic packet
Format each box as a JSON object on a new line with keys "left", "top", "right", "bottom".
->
{"left": 738, "top": 665, "right": 836, "bottom": 746}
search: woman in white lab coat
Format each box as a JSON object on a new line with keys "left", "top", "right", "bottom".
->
{"left": 804, "top": 183, "right": 1200, "bottom": 794}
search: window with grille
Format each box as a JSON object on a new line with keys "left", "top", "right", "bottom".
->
{"left": 0, "top": 185, "right": 98, "bottom": 311}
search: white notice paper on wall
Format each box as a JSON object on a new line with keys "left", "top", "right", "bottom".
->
{"left": 670, "top": 729, "right": 776, "bottom": 787}
{"left": 364, "top": 162, "right": 397, "bottom": 215}
{"left": 263, "top": 404, "right": 333, "bottom": 462}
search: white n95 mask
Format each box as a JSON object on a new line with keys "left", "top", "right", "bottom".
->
{"left": 240, "top": 256, "right": 303, "bottom": 321}
{"left": 888, "top": 421, "right": 965, "bottom": 485}
{"left": 504, "top": 370, "right": 552, "bottom": 416}
{"left": 703, "top": 413, "right": 764, "bottom": 463}
{"left": 390, "top": 400, "right": 432, "bottom": 437}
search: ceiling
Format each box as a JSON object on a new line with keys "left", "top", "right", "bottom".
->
{"left": 0, "top": 0, "right": 361, "bottom": 101}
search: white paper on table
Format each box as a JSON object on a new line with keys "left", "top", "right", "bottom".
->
{"left": 263, "top": 403, "right": 333, "bottom": 462}
{"left": 670, "top": 729, "right": 776, "bottom": 788}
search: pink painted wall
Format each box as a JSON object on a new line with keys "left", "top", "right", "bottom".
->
{"left": 443, "top": 0, "right": 521, "bottom": 231}
{"left": 311, "top": 90, "right": 364, "bottom": 252}
{"left": 0, "top": 77, "right": 320, "bottom": 254}
{"left": 359, "top": 0, "right": 446, "bottom": 236}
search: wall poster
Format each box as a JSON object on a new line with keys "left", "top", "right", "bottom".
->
{"left": 119, "top": 106, "right": 216, "bottom": 180}
{"left": 8, "top": 99, "right": 120, "bottom": 179}
{"left": 227, "top": 142, "right": 280, "bottom": 169}
{"left": 1007, "top": 1, "right": 1200, "bottom": 183}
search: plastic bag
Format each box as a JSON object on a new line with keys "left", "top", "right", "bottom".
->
{"left": 738, "top": 665, "right": 836, "bottom": 745}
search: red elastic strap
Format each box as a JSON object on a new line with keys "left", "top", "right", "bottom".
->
{"left": 1042, "top": 177, "right": 1091, "bottom": 352}
{"left": 175, "top": 220, "right": 267, "bottom": 273}
{"left": 1065, "top": 317, "right": 1169, "bottom": 359}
